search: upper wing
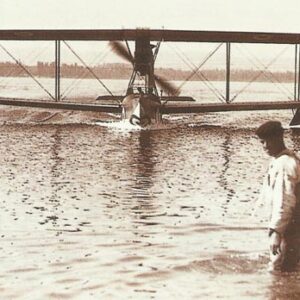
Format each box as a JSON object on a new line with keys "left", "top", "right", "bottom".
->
{"left": 0, "top": 29, "right": 300, "bottom": 44}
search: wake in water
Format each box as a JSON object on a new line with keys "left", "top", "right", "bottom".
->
{"left": 173, "top": 252, "right": 269, "bottom": 274}
{"left": 95, "top": 119, "right": 181, "bottom": 131}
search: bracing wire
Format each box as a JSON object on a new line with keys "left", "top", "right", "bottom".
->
{"left": 0, "top": 43, "right": 55, "bottom": 100}
{"left": 174, "top": 43, "right": 224, "bottom": 97}
{"left": 60, "top": 67, "right": 91, "bottom": 100}
{"left": 0, "top": 41, "right": 52, "bottom": 85}
{"left": 231, "top": 45, "right": 290, "bottom": 102}
{"left": 62, "top": 41, "right": 113, "bottom": 96}
{"left": 171, "top": 44, "right": 226, "bottom": 102}
{"left": 174, "top": 47, "right": 225, "bottom": 102}
{"left": 234, "top": 45, "right": 293, "bottom": 101}
{"left": 61, "top": 44, "right": 111, "bottom": 100}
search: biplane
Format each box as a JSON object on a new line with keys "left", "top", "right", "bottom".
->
{"left": 2, "top": 29, "right": 300, "bottom": 127}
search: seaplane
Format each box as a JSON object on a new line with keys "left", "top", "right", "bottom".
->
{"left": 2, "top": 29, "right": 300, "bottom": 128}
{"left": 100, "top": 35, "right": 183, "bottom": 127}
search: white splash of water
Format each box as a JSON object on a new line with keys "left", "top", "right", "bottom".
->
{"left": 95, "top": 119, "right": 178, "bottom": 131}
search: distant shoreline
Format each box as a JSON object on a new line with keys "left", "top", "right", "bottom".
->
{"left": 0, "top": 62, "right": 297, "bottom": 83}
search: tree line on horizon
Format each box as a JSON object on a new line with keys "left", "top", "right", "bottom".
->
{"left": 0, "top": 61, "right": 297, "bottom": 83}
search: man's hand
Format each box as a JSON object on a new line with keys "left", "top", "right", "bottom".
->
{"left": 270, "top": 232, "right": 282, "bottom": 255}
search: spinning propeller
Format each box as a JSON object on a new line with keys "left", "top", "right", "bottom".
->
{"left": 109, "top": 41, "right": 179, "bottom": 96}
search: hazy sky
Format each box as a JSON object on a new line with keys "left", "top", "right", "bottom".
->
{"left": 1, "top": 0, "right": 300, "bottom": 32}
{"left": 1, "top": 0, "right": 300, "bottom": 69}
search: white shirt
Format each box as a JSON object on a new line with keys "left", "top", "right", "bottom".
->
{"left": 261, "top": 149, "right": 300, "bottom": 234}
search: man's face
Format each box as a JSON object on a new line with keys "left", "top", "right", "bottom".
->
{"left": 260, "top": 136, "right": 279, "bottom": 156}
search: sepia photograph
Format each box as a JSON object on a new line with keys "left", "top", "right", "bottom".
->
{"left": 1, "top": 0, "right": 300, "bottom": 299}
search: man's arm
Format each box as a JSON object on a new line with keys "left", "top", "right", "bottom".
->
{"left": 268, "top": 156, "right": 298, "bottom": 254}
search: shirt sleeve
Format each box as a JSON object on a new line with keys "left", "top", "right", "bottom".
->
{"left": 269, "top": 155, "right": 298, "bottom": 234}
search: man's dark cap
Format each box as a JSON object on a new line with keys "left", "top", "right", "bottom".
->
{"left": 255, "top": 121, "right": 284, "bottom": 139}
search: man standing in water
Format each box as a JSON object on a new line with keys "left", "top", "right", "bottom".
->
{"left": 256, "top": 120, "right": 300, "bottom": 271}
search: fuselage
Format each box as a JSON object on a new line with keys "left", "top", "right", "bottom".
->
{"left": 121, "top": 93, "right": 162, "bottom": 127}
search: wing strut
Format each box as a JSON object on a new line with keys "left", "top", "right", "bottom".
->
{"left": 296, "top": 44, "right": 300, "bottom": 101}
{"left": 226, "top": 42, "right": 231, "bottom": 103}
{"left": 125, "top": 40, "right": 133, "bottom": 62}
{"left": 55, "top": 40, "right": 61, "bottom": 101}
{"left": 153, "top": 40, "right": 162, "bottom": 62}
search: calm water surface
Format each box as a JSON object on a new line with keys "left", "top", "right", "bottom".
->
{"left": 1, "top": 78, "right": 300, "bottom": 299}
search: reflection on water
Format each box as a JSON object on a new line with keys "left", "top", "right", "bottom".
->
{"left": 127, "top": 131, "right": 163, "bottom": 227}
{"left": 0, "top": 119, "right": 299, "bottom": 299}
{"left": 219, "top": 132, "right": 236, "bottom": 211}
{"left": 129, "top": 131, "right": 156, "bottom": 201}
{"left": 46, "top": 127, "right": 63, "bottom": 228}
